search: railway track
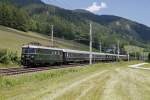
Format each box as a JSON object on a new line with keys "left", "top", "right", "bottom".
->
{"left": 0, "top": 64, "right": 87, "bottom": 76}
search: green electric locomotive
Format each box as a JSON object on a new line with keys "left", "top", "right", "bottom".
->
{"left": 21, "top": 45, "right": 63, "bottom": 67}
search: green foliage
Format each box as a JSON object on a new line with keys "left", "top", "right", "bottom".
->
{"left": 124, "top": 45, "right": 144, "bottom": 53}
{"left": 0, "top": 49, "right": 10, "bottom": 64}
{"left": 0, "top": 0, "right": 150, "bottom": 50}
{"left": 0, "top": 63, "right": 107, "bottom": 88}
{"left": 0, "top": 3, "right": 29, "bottom": 32}
{"left": 0, "top": 49, "right": 19, "bottom": 64}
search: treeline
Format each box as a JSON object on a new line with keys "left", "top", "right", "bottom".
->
{"left": 0, "top": 3, "right": 29, "bottom": 31}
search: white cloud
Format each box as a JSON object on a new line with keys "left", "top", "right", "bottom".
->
{"left": 86, "top": 2, "right": 107, "bottom": 13}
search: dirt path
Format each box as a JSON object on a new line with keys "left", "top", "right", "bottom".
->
{"left": 41, "top": 70, "right": 109, "bottom": 100}
{"left": 129, "top": 63, "right": 149, "bottom": 70}
{"left": 129, "top": 63, "right": 148, "bottom": 68}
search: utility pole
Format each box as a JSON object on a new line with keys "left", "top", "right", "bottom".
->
{"left": 128, "top": 52, "right": 130, "bottom": 62}
{"left": 135, "top": 52, "right": 137, "bottom": 60}
{"left": 113, "top": 45, "right": 116, "bottom": 54}
{"left": 51, "top": 5, "right": 55, "bottom": 47}
{"left": 89, "top": 23, "right": 92, "bottom": 65}
{"left": 51, "top": 25, "right": 54, "bottom": 47}
{"left": 133, "top": 46, "right": 137, "bottom": 60}
{"left": 127, "top": 43, "right": 130, "bottom": 62}
{"left": 99, "top": 42, "right": 102, "bottom": 53}
{"left": 117, "top": 40, "right": 120, "bottom": 60}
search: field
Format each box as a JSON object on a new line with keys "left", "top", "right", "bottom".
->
{"left": 1, "top": 61, "right": 150, "bottom": 100}
{"left": 0, "top": 25, "right": 91, "bottom": 55}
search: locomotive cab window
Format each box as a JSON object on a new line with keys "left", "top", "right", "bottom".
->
{"left": 22, "top": 48, "right": 36, "bottom": 54}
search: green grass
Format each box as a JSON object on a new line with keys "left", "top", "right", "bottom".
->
{"left": 0, "top": 61, "right": 143, "bottom": 100}
{"left": 0, "top": 25, "right": 91, "bottom": 55}
{"left": 0, "top": 63, "right": 20, "bottom": 69}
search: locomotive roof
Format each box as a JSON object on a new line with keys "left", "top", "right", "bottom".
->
{"left": 22, "top": 45, "right": 63, "bottom": 51}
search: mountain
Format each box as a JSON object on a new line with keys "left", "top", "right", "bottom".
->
{"left": 0, "top": 0, "right": 150, "bottom": 49}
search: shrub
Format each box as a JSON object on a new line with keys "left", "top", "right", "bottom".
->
{"left": 0, "top": 49, "right": 19, "bottom": 64}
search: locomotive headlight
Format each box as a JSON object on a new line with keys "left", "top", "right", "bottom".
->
{"left": 31, "top": 55, "right": 34, "bottom": 58}
{"left": 21, "top": 55, "right": 24, "bottom": 58}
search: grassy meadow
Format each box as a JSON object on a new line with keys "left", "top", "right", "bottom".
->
{"left": 1, "top": 61, "right": 150, "bottom": 100}
{"left": 0, "top": 25, "right": 90, "bottom": 55}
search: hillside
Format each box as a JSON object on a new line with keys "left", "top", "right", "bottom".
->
{"left": 0, "top": 25, "right": 91, "bottom": 55}
{"left": 0, "top": 0, "right": 150, "bottom": 49}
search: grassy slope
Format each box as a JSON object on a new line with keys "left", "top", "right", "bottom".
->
{"left": 0, "top": 25, "right": 91, "bottom": 55}
{"left": 1, "top": 61, "right": 150, "bottom": 100}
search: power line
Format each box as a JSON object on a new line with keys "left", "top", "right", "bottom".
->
{"left": 56, "top": 0, "right": 73, "bottom": 9}
{"left": 53, "top": 0, "right": 73, "bottom": 9}
{"left": 54, "top": 0, "right": 62, "bottom": 5}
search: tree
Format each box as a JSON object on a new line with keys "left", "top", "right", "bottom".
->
{"left": 0, "top": 3, "right": 29, "bottom": 31}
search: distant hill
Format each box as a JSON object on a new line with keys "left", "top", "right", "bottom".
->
{"left": 0, "top": 0, "right": 150, "bottom": 49}
{"left": 73, "top": 9, "right": 93, "bottom": 14}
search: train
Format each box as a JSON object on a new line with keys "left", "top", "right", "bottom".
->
{"left": 21, "top": 45, "right": 128, "bottom": 67}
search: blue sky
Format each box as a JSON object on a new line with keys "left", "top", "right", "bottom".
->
{"left": 42, "top": 0, "right": 150, "bottom": 27}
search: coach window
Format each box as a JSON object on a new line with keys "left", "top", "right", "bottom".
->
{"left": 51, "top": 51, "right": 54, "bottom": 55}
{"left": 55, "top": 51, "right": 57, "bottom": 55}
{"left": 52, "top": 51, "right": 55, "bottom": 55}
{"left": 58, "top": 51, "right": 60, "bottom": 55}
{"left": 53, "top": 51, "right": 55, "bottom": 55}
{"left": 49, "top": 51, "right": 51, "bottom": 55}
{"left": 45, "top": 49, "right": 49, "bottom": 54}
{"left": 66, "top": 53, "right": 68, "bottom": 57}
{"left": 57, "top": 51, "right": 59, "bottom": 55}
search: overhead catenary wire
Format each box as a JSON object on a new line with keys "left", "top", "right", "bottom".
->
{"left": 56, "top": 0, "right": 73, "bottom": 9}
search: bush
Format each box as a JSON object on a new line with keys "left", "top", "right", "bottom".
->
{"left": 0, "top": 49, "right": 19, "bottom": 64}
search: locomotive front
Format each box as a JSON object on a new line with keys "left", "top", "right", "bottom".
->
{"left": 21, "top": 45, "right": 36, "bottom": 66}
